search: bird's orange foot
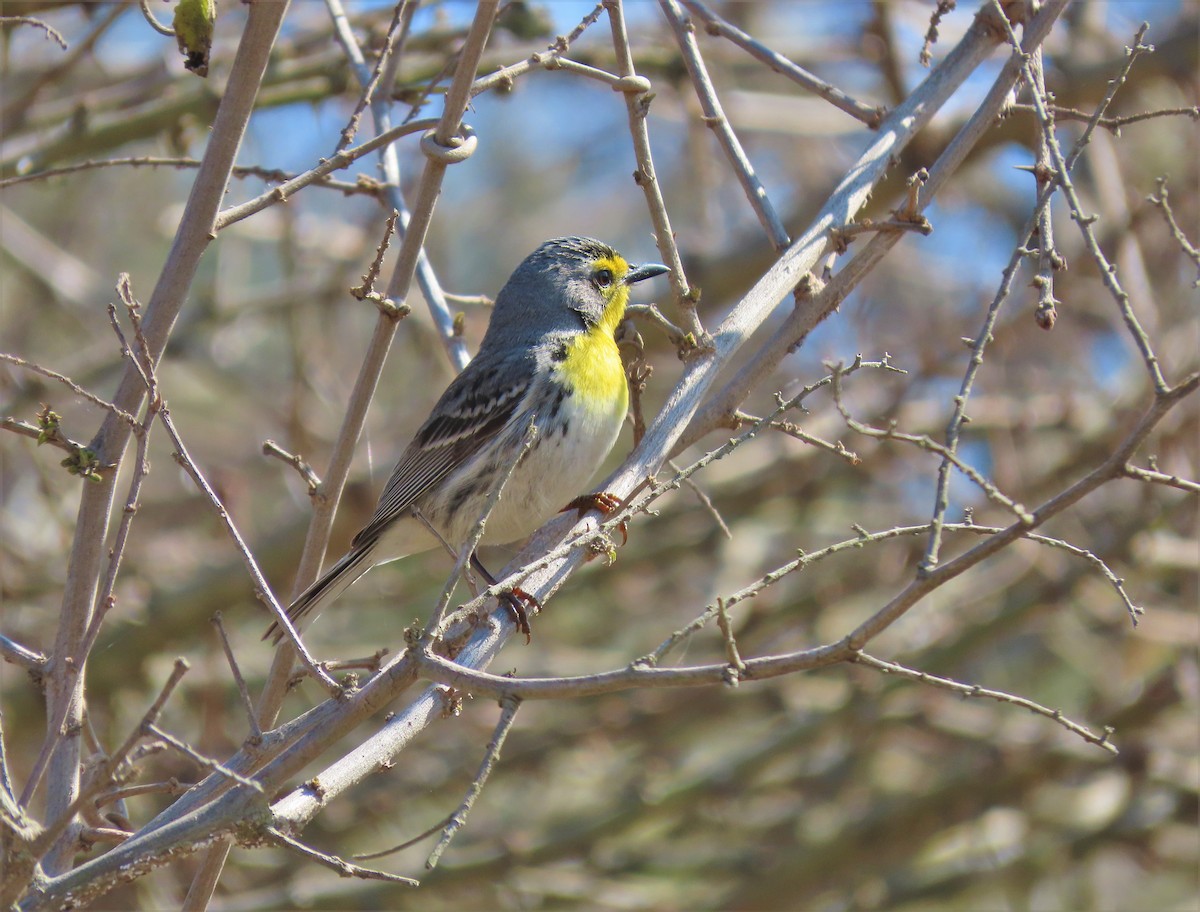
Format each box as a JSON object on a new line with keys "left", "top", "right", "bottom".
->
{"left": 500, "top": 588, "right": 539, "bottom": 644}
{"left": 561, "top": 492, "right": 628, "bottom": 546}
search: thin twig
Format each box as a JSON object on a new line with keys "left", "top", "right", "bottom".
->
{"left": 993, "top": 12, "right": 1166, "bottom": 391}
{"left": 0, "top": 353, "right": 139, "bottom": 428}
{"left": 211, "top": 614, "right": 263, "bottom": 744}
{"left": 714, "top": 599, "right": 745, "bottom": 685}
{"left": 644, "top": 511, "right": 1148, "bottom": 666}
{"left": 0, "top": 15, "right": 68, "bottom": 48}
{"left": 261, "top": 439, "right": 323, "bottom": 496}
{"left": 625, "top": 303, "right": 686, "bottom": 344}
{"left": 214, "top": 117, "right": 440, "bottom": 230}
{"left": 661, "top": 0, "right": 790, "bottom": 250}
{"left": 604, "top": 0, "right": 699, "bottom": 341}
{"left": 354, "top": 816, "right": 450, "bottom": 861}
{"left": 667, "top": 459, "right": 732, "bottom": 538}
{"left": 468, "top": 2, "right": 607, "bottom": 98}
{"left": 287, "top": 650, "right": 390, "bottom": 689}
{"left": 145, "top": 725, "right": 264, "bottom": 793}
{"left": 0, "top": 157, "right": 381, "bottom": 195}
{"left": 852, "top": 652, "right": 1117, "bottom": 752}
{"left": 160, "top": 404, "right": 342, "bottom": 696}
{"left": 828, "top": 362, "right": 1035, "bottom": 524}
{"left": 1147, "top": 177, "right": 1200, "bottom": 286}
{"left": 749, "top": 413, "right": 859, "bottom": 465}
{"left": 426, "top": 696, "right": 521, "bottom": 869}
{"left": 1122, "top": 462, "right": 1200, "bottom": 495}
{"left": 681, "top": 0, "right": 882, "bottom": 126}
{"left": 920, "top": 0, "right": 956, "bottom": 66}
{"left": 351, "top": 210, "right": 400, "bottom": 302}
{"left": 1007, "top": 102, "right": 1199, "bottom": 131}
{"left": 267, "top": 828, "right": 419, "bottom": 885}
{"left": 87, "top": 292, "right": 161, "bottom": 658}
{"left": 78, "top": 826, "right": 132, "bottom": 847}
{"left": 333, "top": 0, "right": 412, "bottom": 150}
{"left": 30, "top": 660, "right": 191, "bottom": 860}
{"left": 93, "top": 778, "right": 185, "bottom": 809}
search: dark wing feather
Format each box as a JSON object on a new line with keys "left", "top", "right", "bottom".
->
{"left": 350, "top": 359, "right": 532, "bottom": 549}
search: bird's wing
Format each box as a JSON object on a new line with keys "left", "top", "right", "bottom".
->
{"left": 351, "top": 357, "right": 533, "bottom": 549}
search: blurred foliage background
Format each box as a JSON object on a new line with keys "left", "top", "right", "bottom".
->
{"left": 1, "top": 1, "right": 1196, "bottom": 909}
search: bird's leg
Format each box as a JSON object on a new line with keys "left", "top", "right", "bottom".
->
{"left": 561, "top": 492, "right": 628, "bottom": 546}
{"left": 470, "top": 552, "right": 537, "bottom": 644}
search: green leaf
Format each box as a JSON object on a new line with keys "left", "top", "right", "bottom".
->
{"left": 173, "top": 0, "right": 216, "bottom": 78}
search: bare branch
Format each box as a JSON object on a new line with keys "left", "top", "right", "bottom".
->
{"left": 266, "top": 828, "right": 419, "bottom": 886}
{"left": 0, "top": 353, "right": 139, "bottom": 429}
{"left": 0, "top": 15, "right": 67, "bottom": 49}
{"left": 145, "top": 726, "right": 264, "bottom": 794}
{"left": 210, "top": 614, "right": 263, "bottom": 744}
{"left": 40, "top": 0, "right": 290, "bottom": 875}
{"left": 1148, "top": 177, "right": 1200, "bottom": 286}
{"left": 426, "top": 696, "right": 521, "bottom": 869}
{"left": 1122, "top": 462, "right": 1200, "bottom": 495}
{"left": 0, "top": 157, "right": 382, "bottom": 195}
{"left": 0, "top": 634, "right": 47, "bottom": 671}
{"left": 851, "top": 653, "right": 1118, "bottom": 753}
{"left": 261, "top": 440, "right": 323, "bottom": 497}
{"left": 605, "top": 0, "right": 699, "bottom": 339}
{"left": 681, "top": 0, "right": 882, "bottom": 126}
{"left": 992, "top": 12, "right": 1167, "bottom": 391}
{"left": 661, "top": 0, "right": 790, "bottom": 250}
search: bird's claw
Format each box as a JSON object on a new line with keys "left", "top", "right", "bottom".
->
{"left": 561, "top": 492, "right": 628, "bottom": 546}
{"left": 501, "top": 587, "right": 539, "bottom": 644}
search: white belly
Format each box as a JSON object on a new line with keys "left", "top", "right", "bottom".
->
{"left": 426, "top": 381, "right": 627, "bottom": 550}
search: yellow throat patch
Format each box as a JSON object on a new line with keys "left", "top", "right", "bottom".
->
{"left": 557, "top": 254, "right": 631, "bottom": 412}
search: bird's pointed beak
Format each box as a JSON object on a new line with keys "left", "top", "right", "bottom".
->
{"left": 624, "top": 263, "right": 670, "bottom": 285}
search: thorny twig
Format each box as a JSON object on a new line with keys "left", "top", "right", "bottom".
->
{"left": 1007, "top": 102, "right": 1199, "bottom": 132}
{"left": 828, "top": 361, "right": 1036, "bottom": 524}
{"left": 993, "top": 13, "right": 1166, "bottom": 391}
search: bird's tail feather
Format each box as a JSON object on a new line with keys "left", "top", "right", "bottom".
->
{"left": 264, "top": 542, "right": 376, "bottom": 644}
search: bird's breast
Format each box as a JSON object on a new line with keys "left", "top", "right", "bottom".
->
{"left": 554, "top": 326, "right": 629, "bottom": 421}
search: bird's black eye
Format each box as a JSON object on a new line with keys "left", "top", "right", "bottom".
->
{"left": 594, "top": 268, "right": 614, "bottom": 288}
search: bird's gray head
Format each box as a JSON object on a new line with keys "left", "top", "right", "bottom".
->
{"left": 482, "top": 237, "right": 669, "bottom": 346}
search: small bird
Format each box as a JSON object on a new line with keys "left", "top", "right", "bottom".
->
{"left": 267, "top": 237, "right": 669, "bottom": 643}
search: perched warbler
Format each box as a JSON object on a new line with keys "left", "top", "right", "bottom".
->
{"left": 267, "top": 237, "right": 669, "bottom": 643}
